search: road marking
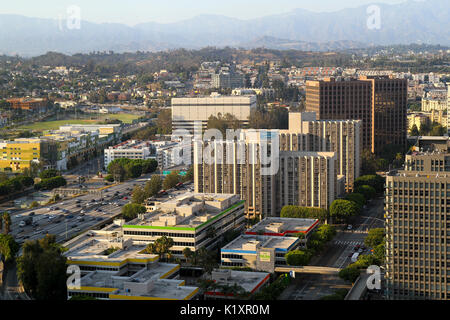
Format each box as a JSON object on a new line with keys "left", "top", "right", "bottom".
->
{"left": 333, "top": 240, "right": 364, "bottom": 246}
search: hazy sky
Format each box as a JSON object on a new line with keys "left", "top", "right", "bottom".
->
{"left": 0, "top": 0, "right": 418, "bottom": 25}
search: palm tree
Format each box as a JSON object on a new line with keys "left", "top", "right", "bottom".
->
{"left": 2, "top": 212, "right": 11, "bottom": 234}
{"left": 145, "top": 236, "right": 174, "bottom": 261}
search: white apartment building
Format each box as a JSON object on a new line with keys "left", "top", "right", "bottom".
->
{"left": 152, "top": 140, "right": 192, "bottom": 170}
{"left": 281, "top": 112, "right": 362, "bottom": 191}
{"left": 104, "top": 140, "right": 154, "bottom": 168}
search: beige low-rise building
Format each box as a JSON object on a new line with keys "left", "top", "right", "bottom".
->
{"left": 64, "top": 230, "right": 199, "bottom": 300}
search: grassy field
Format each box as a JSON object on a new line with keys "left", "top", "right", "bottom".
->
{"left": 18, "top": 113, "right": 141, "bottom": 131}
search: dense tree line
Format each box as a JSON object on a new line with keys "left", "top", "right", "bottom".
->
{"left": 248, "top": 107, "right": 289, "bottom": 130}
{"left": 34, "top": 170, "right": 67, "bottom": 191}
{"left": 285, "top": 224, "right": 336, "bottom": 267}
{"left": 410, "top": 121, "right": 447, "bottom": 137}
{"left": 34, "top": 176, "right": 67, "bottom": 191}
{"left": 17, "top": 235, "right": 67, "bottom": 300}
{"left": 121, "top": 203, "right": 146, "bottom": 221}
{"left": 0, "top": 175, "right": 34, "bottom": 196}
{"left": 106, "top": 158, "right": 158, "bottom": 182}
{"left": 280, "top": 206, "right": 328, "bottom": 222}
{"left": 207, "top": 113, "right": 241, "bottom": 135}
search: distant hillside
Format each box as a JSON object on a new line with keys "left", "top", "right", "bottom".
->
{"left": 0, "top": 0, "right": 448, "bottom": 56}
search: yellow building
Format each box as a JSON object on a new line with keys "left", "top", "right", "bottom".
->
{"left": 0, "top": 139, "right": 44, "bottom": 172}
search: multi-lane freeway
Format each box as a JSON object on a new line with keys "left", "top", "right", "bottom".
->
{"left": 2, "top": 172, "right": 182, "bottom": 300}
{"left": 9, "top": 174, "right": 158, "bottom": 245}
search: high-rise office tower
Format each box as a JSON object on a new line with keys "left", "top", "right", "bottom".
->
{"left": 306, "top": 76, "right": 407, "bottom": 154}
{"left": 385, "top": 137, "right": 450, "bottom": 300}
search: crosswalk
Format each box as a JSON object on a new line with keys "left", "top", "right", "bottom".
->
{"left": 343, "top": 229, "right": 368, "bottom": 234}
{"left": 333, "top": 240, "right": 364, "bottom": 246}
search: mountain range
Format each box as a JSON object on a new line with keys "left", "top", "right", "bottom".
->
{"left": 0, "top": 0, "right": 448, "bottom": 57}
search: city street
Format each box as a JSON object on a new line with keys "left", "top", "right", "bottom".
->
{"left": 281, "top": 197, "right": 385, "bottom": 300}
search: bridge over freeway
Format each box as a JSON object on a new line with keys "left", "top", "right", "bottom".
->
{"left": 52, "top": 188, "right": 103, "bottom": 196}
{"left": 275, "top": 266, "right": 342, "bottom": 275}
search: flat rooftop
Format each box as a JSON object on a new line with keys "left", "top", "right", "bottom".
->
{"left": 78, "top": 269, "right": 198, "bottom": 300}
{"left": 127, "top": 192, "right": 243, "bottom": 230}
{"left": 108, "top": 140, "right": 152, "bottom": 150}
{"left": 64, "top": 231, "right": 158, "bottom": 264}
{"left": 221, "top": 235, "right": 299, "bottom": 254}
{"left": 207, "top": 269, "right": 270, "bottom": 295}
{"left": 387, "top": 170, "right": 450, "bottom": 179}
{"left": 246, "top": 217, "right": 319, "bottom": 236}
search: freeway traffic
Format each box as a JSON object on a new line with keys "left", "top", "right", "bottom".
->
{"left": 9, "top": 174, "right": 158, "bottom": 244}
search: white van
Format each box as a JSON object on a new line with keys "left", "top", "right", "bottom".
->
{"left": 351, "top": 252, "right": 360, "bottom": 263}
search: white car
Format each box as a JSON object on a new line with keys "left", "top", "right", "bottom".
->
{"left": 347, "top": 224, "right": 353, "bottom": 230}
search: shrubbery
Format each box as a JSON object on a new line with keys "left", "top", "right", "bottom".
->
{"left": 280, "top": 205, "right": 328, "bottom": 222}
{"left": 252, "top": 274, "right": 291, "bottom": 300}
{"left": 345, "top": 193, "right": 366, "bottom": 208}
{"left": 121, "top": 203, "right": 146, "bottom": 221}
{"left": 286, "top": 250, "right": 313, "bottom": 266}
{"left": 286, "top": 225, "right": 336, "bottom": 266}
{"left": 329, "top": 199, "right": 360, "bottom": 223}
{"left": 355, "top": 185, "right": 376, "bottom": 200}
{"left": 34, "top": 176, "right": 67, "bottom": 191}
{"left": 354, "top": 175, "right": 384, "bottom": 194}
{"left": 107, "top": 158, "right": 158, "bottom": 181}
{"left": 0, "top": 175, "right": 35, "bottom": 196}
{"left": 39, "top": 169, "right": 60, "bottom": 180}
